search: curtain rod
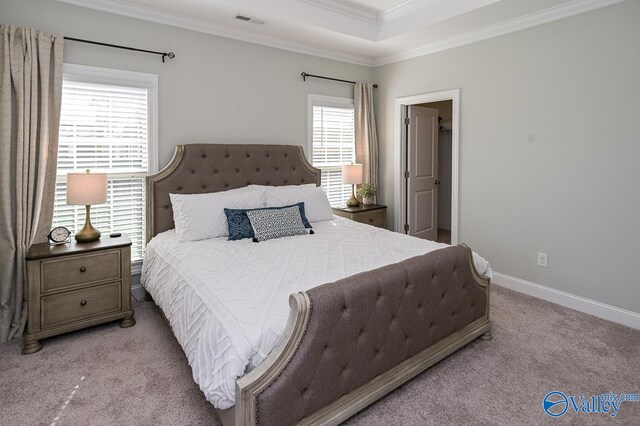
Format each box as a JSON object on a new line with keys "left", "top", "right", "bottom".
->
{"left": 301, "top": 72, "right": 378, "bottom": 88}
{"left": 64, "top": 37, "right": 175, "bottom": 63}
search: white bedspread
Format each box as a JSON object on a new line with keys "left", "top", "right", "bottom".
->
{"left": 141, "top": 217, "right": 492, "bottom": 409}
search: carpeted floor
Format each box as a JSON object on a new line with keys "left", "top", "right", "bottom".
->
{"left": 1, "top": 286, "right": 638, "bottom": 425}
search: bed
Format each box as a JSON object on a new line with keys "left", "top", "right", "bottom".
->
{"left": 142, "top": 144, "right": 493, "bottom": 425}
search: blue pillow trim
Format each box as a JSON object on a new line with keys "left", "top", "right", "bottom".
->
{"left": 225, "top": 202, "right": 312, "bottom": 241}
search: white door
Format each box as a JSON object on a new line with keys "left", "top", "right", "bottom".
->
{"left": 407, "top": 106, "right": 439, "bottom": 241}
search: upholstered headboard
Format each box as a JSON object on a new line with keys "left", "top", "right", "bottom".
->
{"left": 145, "top": 144, "right": 321, "bottom": 242}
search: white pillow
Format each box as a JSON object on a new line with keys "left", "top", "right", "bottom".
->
{"left": 260, "top": 184, "right": 334, "bottom": 223}
{"left": 170, "top": 186, "right": 266, "bottom": 242}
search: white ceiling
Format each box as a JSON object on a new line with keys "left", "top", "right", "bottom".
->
{"left": 58, "top": 0, "right": 627, "bottom": 66}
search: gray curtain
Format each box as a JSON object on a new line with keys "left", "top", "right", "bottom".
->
{"left": 0, "top": 26, "right": 64, "bottom": 343}
{"left": 354, "top": 82, "right": 379, "bottom": 200}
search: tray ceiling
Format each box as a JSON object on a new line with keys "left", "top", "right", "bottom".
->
{"left": 58, "top": 0, "right": 627, "bottom": 66}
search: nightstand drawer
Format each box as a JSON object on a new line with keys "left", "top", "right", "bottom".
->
{"left": 41, "top": 250, "right": 121, "bottom": 292}
{"left": 41, "top": 282, "right": 121, "bottom": 328}
{"left": 356, "top": 210, "right": 386, "bottom": 228}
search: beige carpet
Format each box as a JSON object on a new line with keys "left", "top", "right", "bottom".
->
{"left": 1, "top": 286, "right": 638, "bottom": 425}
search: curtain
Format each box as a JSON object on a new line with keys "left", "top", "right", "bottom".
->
{"left": 354, "top": 82, "right": 378, "bottom": 200}
{"left": 0, "top": 26, "right": 64, "bottom": 343}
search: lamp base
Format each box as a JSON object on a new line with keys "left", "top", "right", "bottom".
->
{"left": 75, "top": 226, "right": 101, "bottom": 243}
{"left": 346, "top": 194, "right": 360, "bottom": 207}
{"left": 75, "top": 205, "right": 101, "bottom": 243}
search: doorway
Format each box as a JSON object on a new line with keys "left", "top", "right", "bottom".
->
{"left": 393, "top": 90, "right": 460, "bottom": 245}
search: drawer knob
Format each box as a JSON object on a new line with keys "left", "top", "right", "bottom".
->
{"left": 369, "top": 218, "right": 374, "bottom": 222}
{"left": 79, "top": 267, "right": 86, "bottom": 273}
{"left": 80, "top": 300, "right": 87, "bottom": 306}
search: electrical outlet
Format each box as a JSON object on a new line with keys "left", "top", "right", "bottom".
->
{"left": 537, "top": 252, "right": 548, "bottom": 268}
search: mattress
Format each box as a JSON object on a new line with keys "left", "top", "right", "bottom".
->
{"left": 141, "top": 216, "right": 492, "bottom": 409}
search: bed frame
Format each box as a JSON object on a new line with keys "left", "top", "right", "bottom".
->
{"left": 146, "top": 144, "right": 492, "bottom": 425}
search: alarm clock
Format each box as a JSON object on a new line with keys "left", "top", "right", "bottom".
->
{"left": 48, "top": 226, "right": 71, "bottom": 245}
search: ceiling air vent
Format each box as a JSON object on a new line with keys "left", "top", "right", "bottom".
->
{"left": 235, "top": 14, "right": 266, "bottom": 25}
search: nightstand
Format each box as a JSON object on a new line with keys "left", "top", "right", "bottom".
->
{"left": 332, "top": 204, "right": 388, "bottom": 229}
{"left": 22, "top": 235, "right": 135, "bottom": 355}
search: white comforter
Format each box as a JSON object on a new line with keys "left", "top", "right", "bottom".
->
{"left": 141, "top": 217, "right": 492, "bottom": 409}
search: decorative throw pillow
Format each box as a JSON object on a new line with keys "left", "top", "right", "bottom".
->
{"left": 225, "top": 203, "right": 312, "bottom": 241}
{"left": 224, "top": 208, "right": 255, "bottom": 241}
{"left": 246, "top": 205, "right": 311, "bottom": 242}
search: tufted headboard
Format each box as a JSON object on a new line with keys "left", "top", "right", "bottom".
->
{"left": 146, "top": 144, "right": 321, "bottom": 242}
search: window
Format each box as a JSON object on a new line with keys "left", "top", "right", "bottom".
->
{"left": 53, "top": 64, "right": 157, "bottom": 268}
{"left": 308, "top": 95, "right": 355, "bottom": 207}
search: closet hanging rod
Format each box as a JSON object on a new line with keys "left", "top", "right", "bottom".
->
{"left": 64, "top": 37, "right": 175, "bottom": 63}
{"left": 301, "top": 72, "right": 377, "bottom": 88}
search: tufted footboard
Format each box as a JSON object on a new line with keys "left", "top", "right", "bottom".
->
{"left": 234, "top": 244, "right": 491, "bottom": 425}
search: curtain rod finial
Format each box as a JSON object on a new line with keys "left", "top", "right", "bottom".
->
{"left": 162, "top": 52, "right": 175, "bottom": 63}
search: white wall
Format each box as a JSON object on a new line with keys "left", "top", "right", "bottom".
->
{"left": 374, "top": 1, "right": 640, "bottom": 313}
{"left": 1, "top": 0, "right": 374, "bottom": 169}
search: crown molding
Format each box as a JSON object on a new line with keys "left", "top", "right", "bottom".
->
{"left": 56, "top": 0, "right": 376, "bottom": 66}
{"left": 380, "top": 0, "right": 435, "bottom": 23}
{"left": 299, "top": 0, "right": 378, "bottom": 24}
{"left": 374, "top": 0, "right": 628, "bottom": 66}
{"left": 302, "top": 0, "right": 434, "bottom": 24}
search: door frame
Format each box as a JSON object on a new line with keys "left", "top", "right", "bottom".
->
{"left": 393, "top": 89, "right": 460, "bottom": 244}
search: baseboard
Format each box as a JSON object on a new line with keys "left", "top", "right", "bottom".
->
{"left": 131, "top": 284, "right": 147, "bottom": 302}
{"left": 492, "top": 272, "right": 640, "bottom": 330}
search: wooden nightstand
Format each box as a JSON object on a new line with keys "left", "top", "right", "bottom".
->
{"left": 22, "top": 235, "right": 135, "bottom": 355}
{"left": 332, "top": 204, "right": 388, "bottom": 229}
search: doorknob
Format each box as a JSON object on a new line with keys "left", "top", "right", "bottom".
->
{"left": 435, "top": 180, "right": 440, "bottom": 185}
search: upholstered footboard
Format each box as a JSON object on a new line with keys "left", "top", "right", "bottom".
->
{"left": 234, "top": 244, "right": 491, "bottom": 425}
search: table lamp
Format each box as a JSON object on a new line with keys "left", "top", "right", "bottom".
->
{"left": 67, "top": 170, "right": 108, "bottom": 243}
{"left": 342, "top": 163, "right": 363, "bottom": 207}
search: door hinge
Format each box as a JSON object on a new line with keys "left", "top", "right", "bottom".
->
{"left": 404, "top": 170, "right": 409, "bottom": 178}
{"left": 404, "top": 117, "right": 410, "bottom": 125}
{"left": 404, "top": 224, "right": 409, "bottom": 232}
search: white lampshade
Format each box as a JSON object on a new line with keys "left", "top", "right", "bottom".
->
{"left": 66, "top": 171, "right": 108, "bottom": 205}
{"left": 342, "top": 164, "right": 363, "bottom": 185}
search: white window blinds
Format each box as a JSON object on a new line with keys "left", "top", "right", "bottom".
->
{"left": 53, "top": 80, "right": 149, "bottom": 262}
{"left": 311, "top": 104, "right": 355, "bottom": 207}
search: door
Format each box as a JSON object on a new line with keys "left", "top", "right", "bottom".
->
{"left": 406, "top": 105, "right": 438, "bottom": 241}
